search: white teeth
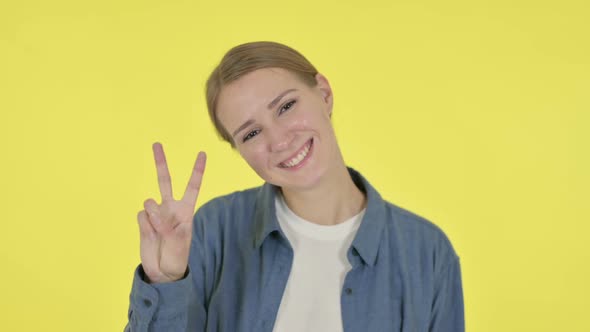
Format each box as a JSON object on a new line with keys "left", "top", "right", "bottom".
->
{"left": 282, "top": 140, "right": 311, "bottom": 168}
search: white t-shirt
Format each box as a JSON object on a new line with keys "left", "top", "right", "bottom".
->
{"left": 272, "top": 193, "right": 365, "bottom": 332}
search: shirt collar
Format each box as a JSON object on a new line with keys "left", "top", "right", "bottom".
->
{"left": 253, "top": 167, "right": 387, "bottom": 267}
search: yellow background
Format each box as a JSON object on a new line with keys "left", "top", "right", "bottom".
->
{"left": 1, "top": 0, "right": 588, "bottom": 330}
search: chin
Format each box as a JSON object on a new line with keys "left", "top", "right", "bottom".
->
{"left": 275, "top": 165, "right": 329, "bottom": 191}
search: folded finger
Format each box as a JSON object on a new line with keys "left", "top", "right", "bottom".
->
{"left": 137, "top": 210, "right": 160, "bottom": 280}
{"left": 143, "top": 198, "right": 164, "bottom": 232}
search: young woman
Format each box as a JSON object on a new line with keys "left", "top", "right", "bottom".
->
{"left": 125, "top": 41, "right": 464, "bottom": 332}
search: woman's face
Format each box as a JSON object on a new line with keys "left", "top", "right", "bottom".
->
{"left": 216, "top": 67, "right": 340, "bottom": 191}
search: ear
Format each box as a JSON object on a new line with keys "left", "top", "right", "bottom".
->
{"left": 315, "top": 73, "right": 333, "bottom": 117}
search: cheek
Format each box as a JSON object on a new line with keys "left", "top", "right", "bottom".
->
{"left": 240, "top": 146, "right": 269, "bottom": 170}
{"left": 287, "top": 110, "right": 314, "bottom": 130}
{"left": 293, "top": 111, "right": 330, "bottom": 134}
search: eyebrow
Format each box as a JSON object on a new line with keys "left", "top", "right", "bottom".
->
{"left": 232, "top": 119, "right": 255, "bottom": 138}
{"left": 267, "top": 88, "right": 297, "bottom": 109}
{"left": 231, "top": 88, "right": 298, "bottom": 138}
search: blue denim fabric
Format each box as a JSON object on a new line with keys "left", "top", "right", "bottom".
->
{"left": 125, "top": 168, "right": 464, "bottom": 332}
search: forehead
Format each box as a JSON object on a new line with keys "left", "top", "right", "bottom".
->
{"left": 216, "top": 68, "right": 308, "bottom": 126}
{"left": 219, "top": 68, "right": 302, "bottom": 105}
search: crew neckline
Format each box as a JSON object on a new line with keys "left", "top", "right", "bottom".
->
{"left": 275, "top": 192, "right": 365, "bottom": 241}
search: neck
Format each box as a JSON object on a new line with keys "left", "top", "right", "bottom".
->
{"left": 280, "top": 164, "right": 366, "bottom": 226}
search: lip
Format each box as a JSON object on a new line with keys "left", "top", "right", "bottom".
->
{"left": 278, "top": 138, "right": 314, "bottom": 170}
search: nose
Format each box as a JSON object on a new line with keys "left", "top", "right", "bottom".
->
{"left": 267, "top": 125, "right": 293, "bottom": 152}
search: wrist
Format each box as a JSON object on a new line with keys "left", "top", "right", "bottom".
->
{"left": 142, "top": 266, "right": 189, "bottom": 284}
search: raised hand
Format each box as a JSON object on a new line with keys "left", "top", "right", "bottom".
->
{"left": 137, "top": 142, "right": 207, "bottom": 284}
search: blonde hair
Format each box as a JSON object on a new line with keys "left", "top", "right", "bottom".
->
{"left": 206, "top": 41, "right": 319, "bottom": 146}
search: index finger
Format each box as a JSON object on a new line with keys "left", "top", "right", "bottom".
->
{"left": 182, "top": 151, "right": 207, "bottom": 207}
{"left": 152, "top": 142, "right": 174, "bottom": 201}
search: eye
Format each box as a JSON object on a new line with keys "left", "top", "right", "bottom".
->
{"left": 242, "top": 129, "right": 260, "bottom": 142}
{"left": 278, "top": 100, "right": 296, "bottom": 115}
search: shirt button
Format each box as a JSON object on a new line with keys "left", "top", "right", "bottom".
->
{"left": 345, "top": 288, "right": 353, "bottom": 295}
{"left": 143, "top": 299, "right": 152, "bottom": 307}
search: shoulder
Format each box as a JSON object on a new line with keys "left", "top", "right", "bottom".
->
{"left": 382, "top": 200, "right": 460, "bottom": 267}
{"left": 348, "top": 167, "right": 459, "bottom": 266}
{"left": 192, "top": 186, "right": 262, "bottom": 242}
{"left": 385, "top": 202, "right": 455, "bottom": 249}
{"left": 196, "top": 186, "right": 261, "bottom": 218}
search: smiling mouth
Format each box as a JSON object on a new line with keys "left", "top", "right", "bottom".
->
{"left": 278, "top": 138, "right": 314, "bottom": 168}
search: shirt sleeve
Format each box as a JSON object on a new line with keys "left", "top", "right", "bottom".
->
{"left": 429, "top": 257, "right": 465, "bottom": 332}
{"left": 124, "top": 206, "right": 213, "bottom": 332}
{"left": 123, "top": 264, "right": 206, "bottom": 332}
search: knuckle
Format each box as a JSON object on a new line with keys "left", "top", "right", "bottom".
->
{"left": 143, "top": 199, "right": 160, "bottom": 213}
{"left": 138, "top": 223, "right": 156, "bottom": 239}
{"left": 172, "top": 210, "right": 188, "bottom": 223}
{"left": 140, "top": 228, "right": 154, "bottom": 239}
{"left": 142, "top": 266, "right": 158, "bottom": 279}
{"left": 137, "top": 210, "right": 146, "bottom": 221}
{"left": 176, "top": 224, "right": 192, "bottom": 238}
{"left": 149, "top": 215, "right": 162, "bottom": 229}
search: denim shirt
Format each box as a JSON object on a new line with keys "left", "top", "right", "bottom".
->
{"left": 125, "top": 168, "right": 465, "bottom": 332}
